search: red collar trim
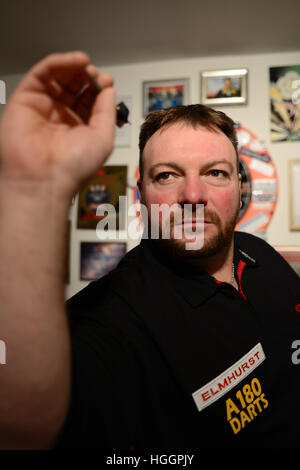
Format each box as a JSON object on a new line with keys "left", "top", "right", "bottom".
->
{"left": 237, "top": 260, "right": 247, "bottom": 300}
{"left": 213, "top": 260, "right": 247, "bottom": 301}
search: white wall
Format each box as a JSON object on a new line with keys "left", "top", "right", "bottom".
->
{"left": 1, "top": 49, "right": 300, "bottom": 298}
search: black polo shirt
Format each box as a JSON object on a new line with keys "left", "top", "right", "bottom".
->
{"left": 55, "top": 231, "right": 300, "bottom": 450}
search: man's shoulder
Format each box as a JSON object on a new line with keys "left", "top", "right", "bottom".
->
{"left": 234, "top": 230, "right": 299, "bottom": 280}
{"left": 235, "top": 230, "right": 275, "bottom": 253}
{"left": 234, "top": 230, "right": 284, "bottom": 263}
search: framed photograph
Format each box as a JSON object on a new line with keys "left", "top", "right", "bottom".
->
{"left": 289, "top": 159, "right": 300, "bottom": 230}
{"left": 201, "top": 69, "right": 248, "bottom": 106}
{"left": 274, "top": 246, "right": 300, "bottom": 277}
{"left": 80, "top": 242, "right": 126, "bottom": 281}
{"left": 77, "top": 166, "right": 127, "bottom": 230}
{"left": 269, "top": 65, "right": 300, "bottom": 142}
{"left": 143, "top": 78, "right": 189, "bottom": 116}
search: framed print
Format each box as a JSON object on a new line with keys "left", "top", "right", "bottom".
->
{"left": 201, "top": 69, "right": 248, "bottom": 106}
{"left": 269, "top": 66, "right": 300, "bottom": 142}
{"left": 289, "top": 159, "right": 300, "bottom": 230}
{"left": 274, "top": 246, "right": 300, "bottom": 277}
{"left": 143, "top": 78, "right": 189, "bottom": 116}
{"left": 80, "top": 242, "right": 126, "bottom": 281}
{"left": 77, "top": 166, "right": 127, "bottom": 230}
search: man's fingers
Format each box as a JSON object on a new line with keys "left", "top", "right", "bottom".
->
{"left": 16, "top": 52, "right": 90, "bottom": 99}
{"left": 10, "top": 50, "right": 116, "bottom": 133}
{"left": 67, "top": 72, "right": 114, "bottom": 124}
{"left": 32, "top": 51, "right": 90, "bottom": 84}
{"left": 69, "top": 87, "right": 97, "bottom": 123}
{"left": 15, "top": 51, "right": 116, "bottom": 127}
{"left": 89, "top": 85, "right": 116, "bottom": 133}
{"left": 57, "top": 69, "right": 93, "bottom": 96}
{"left": 67, "top": 68, "right": 115, "bottom": 124}
{"left": 87, "top": 69, "right": 114, "bottom": 90}
{"left": 29, "top": 52, "right": 113, "bottom": 97}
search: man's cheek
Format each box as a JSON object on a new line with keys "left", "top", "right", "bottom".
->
{"left": 142, "top": 191, "right": 175, "bottom": 207}
{"left": 215, "top": 192, "right": 238, "bottom": 215}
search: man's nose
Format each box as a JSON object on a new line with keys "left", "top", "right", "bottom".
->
{"left": 177, "top": 175, "right": 208, "bottom": 206}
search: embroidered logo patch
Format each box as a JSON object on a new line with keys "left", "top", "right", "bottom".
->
{"left": 192, "top": 343, "right": 266, "bottom": 412}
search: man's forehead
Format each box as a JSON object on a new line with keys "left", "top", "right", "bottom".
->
{"left": 143, "top": 122, "right": 235, "bottom": 157}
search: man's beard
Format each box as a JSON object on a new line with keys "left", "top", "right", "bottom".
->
{"left": 148, "top": 203, "right": 240, "bottom": 262}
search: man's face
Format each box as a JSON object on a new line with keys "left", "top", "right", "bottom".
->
{"left": 138, "top": 123, "right": 241, "bottom": 260}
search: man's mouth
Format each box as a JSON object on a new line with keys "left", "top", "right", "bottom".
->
{"left": 174, "top": 219, "right": 204, "bottom": 225}
{"left": 174, "top": 219, "right": 213, "bottom": 225}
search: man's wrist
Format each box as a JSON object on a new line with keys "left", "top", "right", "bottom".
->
{"left": 0, "top": 177, "right": 72, "bottom": 212}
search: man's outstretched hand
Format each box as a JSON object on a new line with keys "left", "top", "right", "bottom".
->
{"left": 0, "top": 51, "right": 116, "bottom": 199}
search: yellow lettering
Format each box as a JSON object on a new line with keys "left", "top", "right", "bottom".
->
{"left": 253, "top": 397, "right": 263, "bottom": 413}
{"left": 260, "top": 393, "right": 269, "bottom": 409}
{"left": 251, "top": 377, "right": 262, "bottom": 397}
{"left": 240, "top": 410, "right": 252, "bottom": 428}
{"left": 236, "top": 389, "right": 246, "bottom": 408}
{"left": 229, "top": 417, "right": 241, "bottom": 434}
{"left": 226, "top": 398, "right": 240, "bottom": 421}
{"left": 242, "top": 384, "right": 254, "bottom": 403}
{"left": 246, "top": 403, "right": 257, "bottom": 419}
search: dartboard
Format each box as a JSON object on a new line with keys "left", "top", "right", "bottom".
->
{"left": 235, "top": 124, "right": 278, "bottom": 234}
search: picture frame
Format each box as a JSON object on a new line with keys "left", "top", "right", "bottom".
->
{"left": 200, "top": 69, "right": 248, "bottom": 106}
{"left": 289, "top": 159, "right": 300, "bottom": 230}
{"left": 143, "top": 78, "right": 189, "bottom": 116}
{"left": 274, "top": 246, "right": 300, "bottom": 277}
{"left": 269, "top": 65, "right": 300, "bottom": 142}
{"left": 77, "top": 166, "right": 127, "bottom": 230}
{"left": 80, "top": 242, "right": 127, "bottom": 281}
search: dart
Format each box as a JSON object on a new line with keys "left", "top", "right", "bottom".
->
{"left": 115, "top": 102, "right": 130, "bottom": 127}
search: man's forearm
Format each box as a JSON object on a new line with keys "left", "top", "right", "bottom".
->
{"left": 0, "top": 50, "right": 116, "bottom": 448}
{"left": 0, "top": 179, "right": 71, "bottom": 449}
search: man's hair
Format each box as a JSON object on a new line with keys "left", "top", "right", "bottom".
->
{"left": 139, "top": 104, "right": 239, "bottom": 182}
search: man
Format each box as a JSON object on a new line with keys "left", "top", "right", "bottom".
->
{"left": 216, "top": 78, "right": 240, "bottom": 98}
{"left": 0, "top": 52, "right": 300, "bottom": 451}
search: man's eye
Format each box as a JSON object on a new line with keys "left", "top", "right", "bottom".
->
{"left": 155, "top": 172, "right": 173, "bottom": 181}
{"left": 210, "top": 169, "right": 227, "bottom": 177}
